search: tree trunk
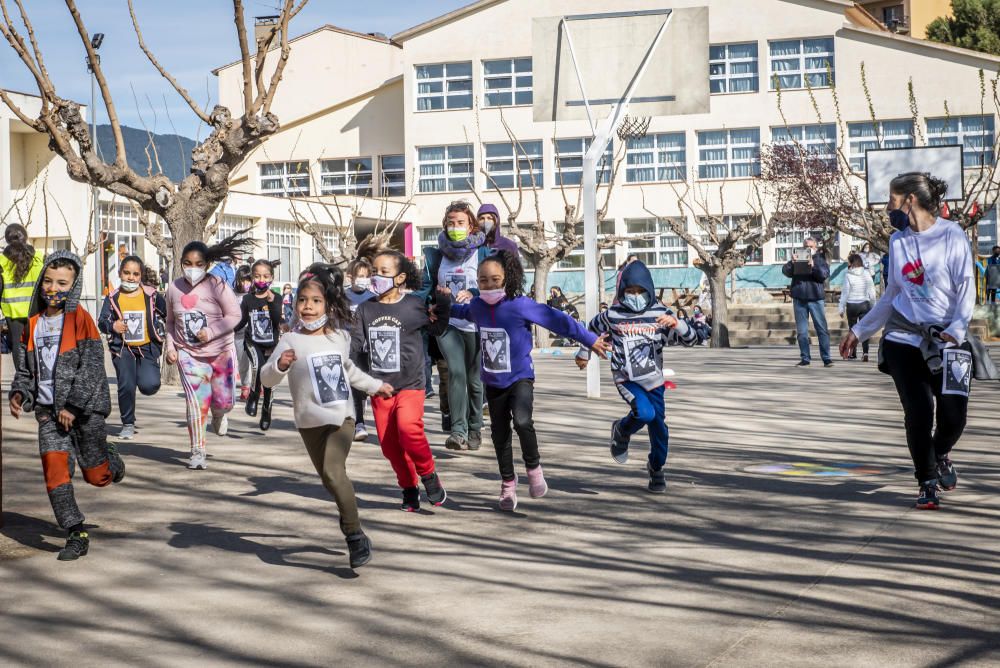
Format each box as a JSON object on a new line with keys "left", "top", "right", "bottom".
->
{"left": 532, "top": 259, "right": 554, "bottom": 347}
{"left": 705, "top": 267, "right": 732, "bottom": 349}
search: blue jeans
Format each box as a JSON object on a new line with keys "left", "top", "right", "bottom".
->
{"left": 792, "top": 298, "right": 831, "bottom": 364}
{"left": 617, "top": 382, "right": 669, "bottom": 470}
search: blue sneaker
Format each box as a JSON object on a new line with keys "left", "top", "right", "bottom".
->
{"left": 916, "top": 481, "right": 940, "bottom": 510}
{"left": 610, "top": 419, "right": 629, "bottom": 464}
{"left": 937, "top": 456, "right": 958, "bottom": 491}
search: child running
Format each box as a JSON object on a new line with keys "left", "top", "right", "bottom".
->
{"left": 165, "top": 232, "right": 254, "bottom": 469}
{"left": 235, "top": 259, "right": 285, "bottom": 431}
{"left": 261, "top": 264, "right": 392, "bottom": 569}
{"left": 8, "top": 250, "right": 125, "bottom": 560}
{"left": 345, "top": 258, "right": 376, "bottom": 442}
{"left": 575, "top": 260, "right": 701, "bottom": 493}
{"left": 351, "top": 251, "right": 451, "bottom": 512}
{"left": 449, "top": 250, "right": 610, "bottom": 511}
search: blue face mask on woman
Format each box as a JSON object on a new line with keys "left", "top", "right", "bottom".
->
{"left": 622, "top": 292, "right": 648, "bottom": 312}
{"left": 889, "top": 208, "right": 910, "bottom": 231}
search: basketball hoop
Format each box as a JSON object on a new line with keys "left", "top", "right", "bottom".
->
{"left": 617, "top": 114, "right": 652, "bottom": 141}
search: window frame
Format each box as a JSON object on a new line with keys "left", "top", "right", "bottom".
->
{"left": 259, "top": 160, "right": 310, "bottom": 197}
{"left": 266, "top": 220, "right": 301, "bottom": 284}
{"left": 482, "top": 57, "right": 533, "bottom": 108}
{"left": 557, "top": 219, "right": 617, "bottom": 269}
{"left": 847, "top": 119, "right": 915, "bottom": 172}
{"left": 624, "top": 217, "right": 689, "bottom": 268}
{"left": 415, "top": 61, "right": 474, "bottom": 112}
{"left": 416, "top": 144, "right": 475, "bottom": 194}
{"left": 697, "top": 128, "right": 761, "bottom": 180}
{"left": 484, "top": 140, "right": 544, "bottom": 190}
{"left": 767, "top": 37, "right": 835, "bottom": 91}
{"left": 554, "top": 137, "right": 613, "bottom": 186}
{"left": 625, "top": 132, "right": 687, "bottom": 184}
{"left": 926, "top": 115, "right": 996, "bottom": 169}
{"left": 318, "top": 157, "right": 373, "bottom": 197}
{"left": 709, "top": 42, "right": 759, "bottom": 95}
{"left": 770, "top": 123, "right": 838, "bottom": 170}
{"left": 696, "top": 214, "right": 764, "bottom": 264}
{"left": 379, "top": 154, "right": 407, "bottom": 197}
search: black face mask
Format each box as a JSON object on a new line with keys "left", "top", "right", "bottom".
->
{"left": 888, "top": 208, "right": 909, "bottom": 232}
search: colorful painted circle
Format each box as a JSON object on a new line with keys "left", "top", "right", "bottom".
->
{"left": 744, "top": 462, "right": 894, "bottom": 477}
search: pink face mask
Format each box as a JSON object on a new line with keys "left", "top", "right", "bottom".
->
{"left": 479, "top": 289, "right": 505, "bottom": 305}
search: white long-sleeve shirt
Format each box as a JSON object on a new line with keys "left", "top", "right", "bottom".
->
{"left": 260, "top": 329, "right": 383, "bottom": 429}
{"left": 838, "top": 267, "right": 877, "bottom": 312}
{"left": 853, "top": 218, "right": 975, "bottom": 347}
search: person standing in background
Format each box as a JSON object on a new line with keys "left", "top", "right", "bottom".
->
{"left": 838, "top": 253, "right": 877, "bottom": 362}
{"left": 1, "top": 223, "right": 45, "bottom": 377}
{"left": 782, "top": 236, "right": 833, "bottom": 368}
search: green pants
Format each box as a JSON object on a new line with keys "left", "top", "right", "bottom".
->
{"left": 298, "top": 418, "right": 360, "bottom": 536}
{"left": 436, "top": 326, "right": 484, "bottom": 438}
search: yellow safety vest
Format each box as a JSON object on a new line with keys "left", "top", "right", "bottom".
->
{"left": 0, "top": 251, "right": 44, "bottom": 319}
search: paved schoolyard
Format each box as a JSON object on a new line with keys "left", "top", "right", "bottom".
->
{"left": 1, "top": 348, "right": 998, "bottom": 667}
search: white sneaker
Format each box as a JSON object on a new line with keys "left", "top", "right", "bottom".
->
{"left": 354, "top": 424, "right": 369, "bottom": 442}
{"left": 188, "top": 452, "right": 207, "bottom": 470}
{"left": 119, "top": 424, "right": 136, "bottom": 440}
{"left": 211, "top": 414, "right": 229, "bottom": 436}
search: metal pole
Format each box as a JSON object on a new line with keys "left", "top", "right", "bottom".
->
{"left": 90, "top": 68, "right": 100, "bottom": 314}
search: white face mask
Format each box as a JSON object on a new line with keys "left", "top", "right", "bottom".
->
{"left": 479, "top": 288, "right": 505, "bottom": 305}
{"left": 482, "top": 219, "right": 495, "bottom": 234}
{"left": 353, "top": 277, "right": 371, "bottom": 292}
{"left": 184, "top": 267, "right": 206, "bottom": 285}
{"left": 299, "top": 314, "right": 328, "bottom": 331}
{"left": 120, "top": 280, "right": 140, "bottom": 293}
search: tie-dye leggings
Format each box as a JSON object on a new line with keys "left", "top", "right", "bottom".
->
{"left": 178, "top": 348, "right": 236, "bottom": 456}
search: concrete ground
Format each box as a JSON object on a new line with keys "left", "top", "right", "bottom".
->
{"left": 1, "top": 347, "right": 998, "bottom": 667}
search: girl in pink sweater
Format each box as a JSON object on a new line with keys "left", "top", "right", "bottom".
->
{"left": 165, "top": 232, "right": 255, "bottom": 469}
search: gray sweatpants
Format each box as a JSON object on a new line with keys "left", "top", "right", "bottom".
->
{"left": 436, "top": 326, "right": 484, "bottom": 438}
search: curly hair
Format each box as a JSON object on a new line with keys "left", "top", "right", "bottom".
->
{"left": 181, "top": 229, "right": 256, "bottom": 268}
{"left": 373, "top": 250, "right": 422, "bottom": 291}
{"left": 297, "top": 263, "right": 353, "bottom": 330}
{"left": 441, "top": 200, "right": 479, "bottom": 232}
{"left": 480, "top": 249, "right": 524, "bottom": 300}
{"left": 3, "top": 223, "right": 37, "bottom": 282}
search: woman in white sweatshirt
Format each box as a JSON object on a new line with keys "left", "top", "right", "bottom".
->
{"left": 838, "top": 253, "right": 877, "bottom": 361}
{"left": 261, "top": 264, "right": 392, "bottom": 570}
{"left": 841, "top": 172, "right": 975, "bottom": 511}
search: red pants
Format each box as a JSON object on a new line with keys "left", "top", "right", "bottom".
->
{"left": 371, "top": 390, "right": 437, "bottom": 489}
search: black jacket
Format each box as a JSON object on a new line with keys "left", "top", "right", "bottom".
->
{"left": 782, "top": 252, "right": 830, "bottom": 302}
{"left": 97, "top": 286, "right": 166, "bottom": 359}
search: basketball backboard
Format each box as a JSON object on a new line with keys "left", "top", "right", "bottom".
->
{"left": 865, "top": 145, "right": 964, "bottom": 205}
{"left": 532, "top": 7, "right": 710, "bottom": 124}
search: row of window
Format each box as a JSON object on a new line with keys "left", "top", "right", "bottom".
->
{"left": 259, "top": 114, "right": 995, "bottom": 197}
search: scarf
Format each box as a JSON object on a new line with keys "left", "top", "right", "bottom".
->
{"left": 438, "top": 230, "right": 486, "bottom": 262}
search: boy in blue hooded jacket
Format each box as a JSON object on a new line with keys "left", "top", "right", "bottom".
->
{"left": 576, "top": 260, "right": 700, "bottom": 492}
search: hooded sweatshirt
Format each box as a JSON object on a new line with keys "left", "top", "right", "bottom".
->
{"left": 576, "top": 261, "right": 699, "bottom": 391}
{"left": 165, "top": 273, "right": 242, "bottom": 358}
{"left": 478, "top": 203, "right": 520, "bottom": 256}
{"left": 9, "top": 250, "right": 111, "bottom": 417}
{"left": 98, "top": 284, "right": 166, "bottom": 358}
{"left": 451, "top": 295, "right": 598, "bottom": 389}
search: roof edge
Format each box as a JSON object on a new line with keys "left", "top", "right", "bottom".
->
{"left": 841, "top": 23, "right": 1000, "bottom": 66}
{"left": 391, "top": 0, "right": 505, "bottom": 42}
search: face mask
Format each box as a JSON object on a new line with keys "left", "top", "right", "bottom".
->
{"left": 370, "top": 274, "right": 396, "bottom": 296}
{"left": 446, "top": 227, "right": 468, "bottom": 242}
{"left": 352, "top": 277, "right": 371, "bottom": 292}
{"left": 120, "top": 280, "right": 140, "bottom": 293}
{"left": 184, "top": 267, "right": 206, "bottom": 285}
{"left": 253, "top": 280, "right": 272, "bottom": 292}
{"left": 481, "top": 219, "right": 495, "bottom": 234}
{"left": 299, "top": 314, "right": 328, "bottom": 332}
{"left": 888, "top": 208, "right": 910, "bottom": 232}
{"left": 479, "top": 288, "right": 505, "bottom": 305}
{"left": 241, "top": 282, "right": 252, "bottom": 293}
{"left": 43, "top": 290, "right": 70, "bottom": 309}
{"left": 622, "top": 293, "right": 648, "bottom": 312}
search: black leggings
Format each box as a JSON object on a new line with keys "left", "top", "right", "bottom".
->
{"left": 247, "top": 342, "right": 275, "bottom": 410}
{"left": 883, "top": 339, "right": 969, "bottom": 483}
{"left": 845, "top": 301, "right": 872, "bottom": 355}
{"left": 485, "top": 380, "right": 539, "bottom": 481}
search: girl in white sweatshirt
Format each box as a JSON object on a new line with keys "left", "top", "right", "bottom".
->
{"left": 838, "top": 253, "right": 877, "bottom": 361}
{"left": 261, "top": 264, "right": 392, "bottom": 570}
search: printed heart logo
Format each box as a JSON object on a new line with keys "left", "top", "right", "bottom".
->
{"left": 951, "top": 358, "right": 970, "bottom": 383}
{"left": 374, "top": 338, "right": 393, "bottom": 360}
{"left": 485, "top": 339, "right": 503, "bottom": 362}
{"left": 41, "top": 344, "right": 57, "bottom": 370}
{"left": 320, "top": 364, "right": 341, "bottom": 388}
{"left": 127, "top": 318, "right": 141, "bottom": 335}
{"left": 181, "top": 293, "right": 199, "bottom": 309}
{"left": 901, "top": 259, "right": 925, "bottom": 286}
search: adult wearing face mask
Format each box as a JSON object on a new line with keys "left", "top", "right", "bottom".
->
{"left": 477, "top": 203, "right": 519, "bottom": 255}
{"left": 781, "top": 236, "right": 833, "bottom": 368}
{"left": 98, "top": 255, "right": 166, "bottom": 440}
{"left": 419, "top": 201, "right": 491, "bottom": 451}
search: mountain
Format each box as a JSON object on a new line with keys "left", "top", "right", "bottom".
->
{"left": 95, "top": 124, "right": 197, "bottom": 183}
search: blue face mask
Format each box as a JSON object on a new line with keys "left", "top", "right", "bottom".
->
{"left": 622, "top": 292, "right": 648, "bottom": 312}
{"left": 888, "top": 208, "right": 910, "bottom": 231}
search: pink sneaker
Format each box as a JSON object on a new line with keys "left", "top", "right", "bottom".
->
{"left": 527, "top": 465, "right": 548, "bottom": 498}
{"left": 499, "top": 478, "right": 518, "bottom": 512}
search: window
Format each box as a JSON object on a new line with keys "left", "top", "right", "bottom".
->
{"left": 483, "top": 58, "right": 533, "bottom": 107}
{"left": 709, "top": 43, "right": 759, "bottom": 94}
{"left": 312, "top": 226, "right": 338, "bottom": 263}
{"left": 774, "top": 228, "right": 826, "bottom": 262}
{"left": 213, "top": 214, "right": 253, "bottom": 243}
{"left": 554, "top": 138, "right": 612, "bottom": 186}
{"left": 380, "top": 155, "right": 406, "bottom": 197}
{"left": 419, "top": 226, "right": 440, "bottom": 252}
{"left": 267, "top": 221, "right": 300, "bottom": 283}
{"left": 771, "top": 123, "right": 837, "bottom": 168}
{"left": 319, "top": 158, "right": 372, "bottom": 196}
{"left": 50, "top": 238, "right": 73, "bottom": 252}
{"left": 696, "top": 215, "right": 763, "bottom": 263}
{"left": 698, "top": 128, "right": 760, "bottom": 179}
{"left": 99, "top": 201, "right": 140, "bottom": 235}
{"left": 978, "top": 209, "right": 997, "bottom": 254}
{"left": 485, "top": 141, "right": 544, "bottom": 189}
{"left": 927, "top": 115, "right": 996, "bottom": 168}
{"left": 769, "top": 37, "right": 834, "bottom": 90}
{"left": 260, "top": 161, "right": 310, "bottom": 197}
{"left": 557, "top": 220, "right": 616, "bottom": 269}
{"left": 883, "top": 5, "right": 905, "bottom": 28}
{"left": 847, "top": 120, "right": 914, "bottom": 172}
{"left": 416, "top": 62, "right": 473, "bottom": 111}
{"left": 626, "top": 133, "right": 686, "bottom": 183}
{"left": 625, "top": 218, "right": 688, "bottom": 267}
{"left": 417, "top": 144, "right": 474, "bottom": 193}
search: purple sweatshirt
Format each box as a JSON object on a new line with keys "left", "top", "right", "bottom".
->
{"left": 451, "top": 296, "right": 597, "bottom": 389}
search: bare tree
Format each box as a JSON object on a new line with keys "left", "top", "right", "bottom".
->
{"left": 0, "top": 0, "right": 309, "bottom": 278}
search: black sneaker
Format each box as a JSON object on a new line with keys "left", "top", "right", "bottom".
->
{"left": 916, "top": 481, "right": 941, "bottom": 510}
{"left": 107, "top": 442, "right": 126, "bottom": 484}
{"left": 345, "top": 532, "right": 372, "bottom": 569}
{"left": 441, "top": 413, "right": 451, "bottom": 433}
{"left": 245, "top": 393, "right": 259, "bottom": 417}
{"left": 823, "top": 361, "right": 835, "bottom": 368}
{"left": 58, "top": 531, "right": 90, "bottom": 561}
{"left": 937, "top": 456, "right": 958, "bottom": 491}
{"left": 610, "top": 419, "right": 629, "bottom": 464}
{"left": 467, "top": 430, "right": 482, "bottom": 451}
{"left": 401, "top": 487, "right": 420, "bottom": 512}
{"left": 421, "top": 472, "right": 447, "bottom": 506}
{"left": 647, "top": 461, "right": 666, "bottom": 494}
{"left": 796, "top": 361, "right": 811, "bottom": 367}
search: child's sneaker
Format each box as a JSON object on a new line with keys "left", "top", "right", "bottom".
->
{"left": 499, "top": 478, "right": 518, "bottom": 511}
{"left": 647, "top": 461, "right": 666, "bottom": 494}
{"left": 188, "top": 452, "right": 207, "bottom": 470}
{"left": 421, "top": 472, "right": 447, "bottom": 506}
{"left": 345, "top": 531, "right": 372, "bottom": 569}
{"left": 354, "top": 423, "right": 369, "bottom": 442}
{"left": 119, "top": 424, "right": 135, "bottom": 440}
{"left": 401, "top": 487, "right": 420, "bottom": 512}
{"left": 610, "top": 420, "right": 629, "bottom": 464}
{"left": 527, "top": 465, "right": 548, "bottom": 498}
{"left": 937, "top": 456, "right": 958, "bottom": 491}
{"left": 107, "top": 442, "right": 126, "bottom": 484}
{"left": 212, "top": 414, "right": 229, "bottom": 436}
{"left": 57, "top": 531, "right": 89, "bottom": 561}
{"left": 916, "top": 481, "right": 940, "bottom": 509}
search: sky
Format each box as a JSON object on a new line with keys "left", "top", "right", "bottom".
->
{"left": 0, "top": 1, "right": 471, "bottom": 140}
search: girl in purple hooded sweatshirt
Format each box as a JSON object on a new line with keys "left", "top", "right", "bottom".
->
{"left": 477, "top": 203, "right": 520, "bottom": 255}
{"left": 449, "top": 250, "right": 610, "bottom": 512}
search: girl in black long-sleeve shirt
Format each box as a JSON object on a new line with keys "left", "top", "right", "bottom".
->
{"left": 235, "top": 259, "right": 285, "bottom": 430}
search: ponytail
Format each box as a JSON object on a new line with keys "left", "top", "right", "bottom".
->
{"left": 297, "top": 263, "right": 352, "bottom": 330}
{"left": 181, "top": 229, "right": 256, "bottom": 268}
{"left": 3, "top": 223, "right": 37, "bottom": 282}
{"left": 889, "top": 172, "right": 949, "bottom": 215}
